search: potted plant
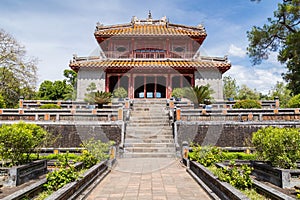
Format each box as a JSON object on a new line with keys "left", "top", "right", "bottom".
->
{"left": 93, "top": 91, "right": 112, "bottom": 108}
{"left": 184, "top": 85, "right": 213, "bottom": 108}
{"left": 171, "top": 88, "right": 184, "bottom": 101}
{"left": 113, "top": 87, "right": 128, "bottom": 101}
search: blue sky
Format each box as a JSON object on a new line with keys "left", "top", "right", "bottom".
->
{"left": 0, "top": 0, "right": 285, "bottom": 94}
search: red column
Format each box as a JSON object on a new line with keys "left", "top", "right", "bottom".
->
{"left": 106, "top": 74, "right": 110, "bottom": 92}
{"left": 144, "top": 76, "right": 146, "bottom": 98}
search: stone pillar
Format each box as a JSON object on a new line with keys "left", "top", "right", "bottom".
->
{"left": 176, "top": 108, "right": 181, "bottom": 121}
{"left": 169, "top": 100, "right": 174, "bottom": 109}
{"left": 248, "top": 113, "right": 253, "bottom": 121}
{"left": 44, "top": 113, "right": 50, "bottom": 121}
{"left": 274, "top": 96, "right": 280, "bottom": 108}
{"left": 125, "top": 100, "right": 129, "bottom": 109}
{"left": 182, "top": 141, "right": 189, "bottom": 159}
{"left": 0, "top": 109, "right": 2, "bottom": 114}
{"left": 118, "top": 108, "right": 123, "bottom": 121}
{"left": 19, "top": 96, "right": 24, "bottom": 108}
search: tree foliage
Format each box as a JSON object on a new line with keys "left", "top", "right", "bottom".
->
{"left": 252, "top": 126, "right": 300, "bottom": 168}
{"left": 223, "top": 76, "right": 238, "bottom": 100}
{"left": 287, "top": 93, "right": 300, "bottom": 107}
{"left": 237, "top": 84, "right": 260, "bottom": 100}
{"left": 38, "top": 80, "right": 73, "bottom": 100}
{"left": 268, "top": 81, "right": 292, "bottom": 107}
{"left": 247, "top": 0, "right": 300, "bottom": 94}
{"left": 0, "top": 29, "right": 38, "bottom": 107}
{"left": 63, "top": 69, "right": 77, "bottom": 87}
{"left": 0, "top": 122, "right": 48, "bottom": 166}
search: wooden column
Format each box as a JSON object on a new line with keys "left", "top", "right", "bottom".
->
{"left": 106, "top": 74, "right": 110, "bottom": 92}
{"left": 154, "top": 76, "right": 157, "bottom": 98}
{"left": 144, "top": 76, "right": 146, "bottom": 98}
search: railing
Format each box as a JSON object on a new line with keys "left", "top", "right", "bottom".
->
{"left": 173, "top": 107, "right": 300, "bottom": 122}
{"left": 0, "top": 108, "right": 122, "bottom": 122}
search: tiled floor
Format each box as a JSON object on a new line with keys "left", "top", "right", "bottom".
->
{"left": 86, "top": 158, "right": 211, "bottom": 200}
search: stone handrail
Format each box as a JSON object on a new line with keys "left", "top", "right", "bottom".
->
{"left": 174, "top": 108, "right": 300, "bottom": 122}
{"left": 0, "top": 108, "right": 124, "bottom": 122}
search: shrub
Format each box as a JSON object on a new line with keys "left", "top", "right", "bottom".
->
{"left": 39, "top": 104, "right": 61, "bottom": 109}
{"left": 189, "top": 145, "right": 224, "bottom": 167}
{"left": 233, "top": 99, "right": 262, "bottom": 109}
{"left": 0, "top": 94, "right": 6, "bottom": 108}
{"left": 222, "top": 152, "right": 257, "bottom": 161}
{"left": 214, "top": 161, "right": 253, "bottom": 190}
{"left": 44, "top": 152, "right": 79, "bottom": 191}
{"left": 252, "top": 126, "right": 300, "bottom": 168}
{"left": 0, "top": 122, "right": 48, "bottom": 166}
{"left": 287, "top": 94, "right": 300, "bottom": 108}
{"left": 113, "top": 87, "right": 127, "bottom": 98}
{"left": 81, "top": 138, "right": 114, "bottom": 162}
{"left": 45, "top": 166, "right": 78, "bottom": 191}
{"left": 78, "top": 151, "right": 98, "bottom": 168}
{"left": 171, "top": 88, "right": 185, "bottom": 98}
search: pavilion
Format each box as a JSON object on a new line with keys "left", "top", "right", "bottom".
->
{"left": 70, "top": 13, "right": 231, "bottom": 100}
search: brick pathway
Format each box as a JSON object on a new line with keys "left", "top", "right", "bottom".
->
{"left": 86, "top": 158, "right": 211, "bottom": 200}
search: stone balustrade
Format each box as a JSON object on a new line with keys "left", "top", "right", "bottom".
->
{"left": 0, "top": 108, "right": 125, "bottom": 122}
{"left": 174, "top": 108, "right": 300, "bottom": 122}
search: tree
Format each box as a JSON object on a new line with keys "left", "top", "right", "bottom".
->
{"left": 223, "top": 76, "right": 238, "bottom": 100}
{"left": 268, "top": 81, "right": 292, "bottom": 107}
{"left": 0, "top": 29, "right": 38, "bottom": 107}
{"left": 247, "top": 0, "right": 300, "bottom": 94}
{"left": 0, "top": 122, "right": 48, "bottom": 166}
{"left": 237, "top": 84, "right": 260, "bottom": 100}
{"left": 38, "top": 80, "right": 73, "bottom": 100}
{"left": 63, "top": 69, "right": 77, "bottom": 87}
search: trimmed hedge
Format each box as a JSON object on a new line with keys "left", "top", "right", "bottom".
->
{"left": 233, "top": 99, "right": 262, "bottom": 109}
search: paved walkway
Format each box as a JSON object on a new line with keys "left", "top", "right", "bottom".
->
{"left": 86, "top": 158, "right": 211, "bottom": 200}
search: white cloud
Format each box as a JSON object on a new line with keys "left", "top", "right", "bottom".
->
{"left": 228, "top": 44, "right": 246, "bottom": 58}
{"left": 224, "top": 64, "right": 284, "bottom": 94}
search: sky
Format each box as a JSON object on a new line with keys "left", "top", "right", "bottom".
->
{"left": 0, "top": 0, "right": 285, "bottom": 94}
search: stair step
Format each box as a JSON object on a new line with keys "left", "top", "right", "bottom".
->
{"left": 124, "top": 147, "right": 175, "bottom": 153}
{"left": 126, "top": 135, "right": 173, "bottom": 139}
{"left": 125, "top": 139, "right": 174, "bottom": 143}
{"left": 122, "top": 152, "right": 176, "bottom": 158}
{"left": 124, "top": 143, "right": 175, "bottom": 148}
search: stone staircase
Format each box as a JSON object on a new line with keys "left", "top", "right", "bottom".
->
{"left": 123, "top": 99, "right": 176, "bottom": 158}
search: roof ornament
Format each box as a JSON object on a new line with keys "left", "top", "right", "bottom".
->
{"left": 147, "top": 10, "right": 152, "bottom": 20}
{"left": 131, "top": 16, "right": 139, "bottom": 25}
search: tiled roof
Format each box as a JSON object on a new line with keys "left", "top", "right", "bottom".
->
{"left": 70, "top": 59, "right": 231, "bottom": 73}
{"left": 95, "top": 24, "right": 206, "bottom": 37}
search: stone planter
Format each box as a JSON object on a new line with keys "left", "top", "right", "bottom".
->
{"left": 0, "top": 160, "right": 47, "bottom": 187}
{"left": 188, "top": 160, "right": 249, "bottom": 200}
{"left": 251, "top": 161, "right": 300, "bottom": 189}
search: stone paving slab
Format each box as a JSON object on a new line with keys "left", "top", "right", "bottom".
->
{"left": 86, "top": 158, "right": 211, "bottom": 200}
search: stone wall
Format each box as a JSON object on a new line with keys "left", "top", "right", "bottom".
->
{"left": 194, "top": 69, "right": 223, "bottom": 101}
{"left": 77, "top": 68, "right": 106, "bottom": 101}
{"left": 176, "top": 121, "right": 300, "bottom": 148}
{"left": 39, "top": 124, "right": 122, "bottom": 147}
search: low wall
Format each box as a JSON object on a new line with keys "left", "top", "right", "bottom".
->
{"left": 188, "top": 160, "right": 248, "bottom": 200}
{"left": 251, "top": 161, "right": 300, "bottom": 189}
{"left": 0, "top": 122, "right": 123, "bottom": 148}
{"left": 175, "top": 121, "right": 300, "bottom": 148}
{"left": 42, "top": 123, "right": 122, "bottom": 148}
{"left": 0, "top": 160, "right": 47, "bottom": 187}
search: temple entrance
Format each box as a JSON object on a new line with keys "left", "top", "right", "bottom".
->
{"left": 134, "top": 75, "right": 166, "bottom": 98}
{"left": 106, "top": 71, "right": 194, "bottom": 99}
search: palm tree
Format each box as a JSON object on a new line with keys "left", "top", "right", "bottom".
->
{"left": 184, "top": 85, "right": 213, "bottom": 108}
